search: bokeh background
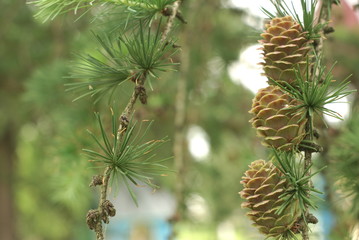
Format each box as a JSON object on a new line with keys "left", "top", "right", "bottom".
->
{"left": 1, "top": 0, "right": 359, "bottom": 239}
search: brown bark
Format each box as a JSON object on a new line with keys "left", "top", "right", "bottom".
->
{"left": 0, "top": 126, "right": 17, "bottom": 240}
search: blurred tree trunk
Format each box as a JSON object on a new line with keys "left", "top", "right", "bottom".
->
{"left": 172, "top": 0, "right": 219, "bottom": 220}
{"left": 0, "top": 126, "right": 17, "bottom": 240}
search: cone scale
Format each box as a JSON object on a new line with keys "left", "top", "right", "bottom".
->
{"left": 260, "top": 16, "right": 312, "bottom": 85}
{"left": 249, "top": 85, "right": 306, "bottom": 151}
{"left": 240, "top": 160, "right": 300, "bottom": 238}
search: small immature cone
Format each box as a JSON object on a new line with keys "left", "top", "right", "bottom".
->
{"left": 260, "top": 16, "right": 312, "bottom": 85}
{"left": 249, "top": 85, "right": 306, "bottom": 151}
{"left": 240, "top": 160, "right": 300, "bottom": 238}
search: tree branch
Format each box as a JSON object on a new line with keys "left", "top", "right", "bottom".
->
{"left": 302, "top": 125, "right": 313, "bottom": 240}
{"left": 161, "top": 0, "right": 182, "bottom": 43}
{"left": 87, "top": 2, "right": 183, "bottom": 236}
{"left": 89, "top": 72, "right": 147, "bottom": 240}
{"left": 95, "top": 166, "right": 112, "bottom": 240}
{"left": 118, "top": 73, "right": 147, "bottom": 140}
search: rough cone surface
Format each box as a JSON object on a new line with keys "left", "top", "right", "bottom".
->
{"left": 240, "top": 160, "right": 300, "bottom": 238}
{"left": 260, "top": 16, "right": 312, "bottom": 85}
{"left": 249, "top": 85, "right": 306, "bottom": 151}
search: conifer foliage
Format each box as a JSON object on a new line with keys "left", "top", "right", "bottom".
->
{"left": 30, "top": 0, "right": 184, "bottom": 239}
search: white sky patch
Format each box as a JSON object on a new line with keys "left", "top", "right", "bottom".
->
{"left": 324, "top": 96, "right": 351, "bottom": 126}
{"left": 229, "top": 0, "right": 276, "bottom": 18}
{"left": 187, "top": 125, "right": 210, "bottom": 161}
{"left": 228, "top": 44, "right": 268, "bottom": 94}
{"left": 229, "top": 0, "right": 304, "bottom": 19}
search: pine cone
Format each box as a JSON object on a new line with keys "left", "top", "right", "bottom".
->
{"left": 240, "top": 160, "right": 300, "bottom": 238}
{"left": 249, "top": 85, "right": 306, "bottom": 151}
{"left": 260, "top": 16, "right": 312, "bottom": 85}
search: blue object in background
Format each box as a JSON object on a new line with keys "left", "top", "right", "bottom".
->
{"left": 314, "top": 172, "right": 335, "bottom": 240}
{"left": 107, "top": 218, "right": 172, "bottom": 240}
{"left": 151, "top": 218, "right": 172, "bottom": 240}
{"left": 106, "top": 185, "right": 176, "bottom": 240}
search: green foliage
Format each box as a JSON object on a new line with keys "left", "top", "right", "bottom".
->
{"left": 95, "top": 0, "right": 176, "bottom": 33}
{"left": 269, "top": 56, "right": 354, "bottom": 130}
{"left": 31, "top": 0, "right": 176, "bottom": 22}
{"left": 67, "top": 22, "right": 177, "bottom": 102}
{"left": 262, "top": 0, "right": 323, "bottom": 39}
{"left": 329, "top": 111, "right": 359, "bottom": 219}
{"left": 67, "top": 33, "right": 130, "bottom": 102}
{"left": 30, "top": 0, "right": 97, "bottom": 22}
{"left": 21, "top": 61, "right": 94, "bottom": 239}
{"left": 84, "top": 112, "right": 171, "bottom": 205}
{"left": 271, "top": 150, "right": 324, "bottom": 217}
{"left": 119, "top": 22, "right": 178, "bottom": 76}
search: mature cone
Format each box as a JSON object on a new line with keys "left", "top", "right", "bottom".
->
{"left": 249, "top": 85, "right": 306, "bottom": 151}
{"left": 260, "top": 16, "right": 312, "bottom": 85}
{"left": 240, "top": 160, "right": 300, "bottom": 238}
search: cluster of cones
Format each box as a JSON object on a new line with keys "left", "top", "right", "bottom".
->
{"left": 240, "top": 16, "right": 312, "bottom": 238}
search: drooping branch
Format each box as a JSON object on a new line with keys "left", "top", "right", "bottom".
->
{"left": 88, "top": 2, "right": 183, "bottom": 238}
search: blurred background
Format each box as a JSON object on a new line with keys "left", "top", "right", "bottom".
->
{"left": 1, "top": 0, "right": 359, "bottom": 239}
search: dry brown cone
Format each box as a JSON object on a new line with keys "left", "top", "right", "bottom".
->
{"left": 249, "top": 85, "right": 306, "bottom": 151}
{"left": 260, "top": 16, "right": 312, "bottom": 85}
{"left": 240, "top": 159, "right": 300, "bottom": 238}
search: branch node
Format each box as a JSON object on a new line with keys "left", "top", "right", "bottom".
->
{"left": 89, "top": 175, "right": 104, "bottom": 187}
{"left": 292, "top": 213, "right": 318, "bottom": 235}
{"left": 102, "top": 200, "right": 116, "bottom": 218}
{"left": 136, "top": 85, "right": 147, "bottom": 104}
{"left": 86, "top": 209, "right": 100, "bottom": 230}
{"left": 307, "top": 213, "right": 319, "bottom": 224}
{"left": 161, "top": 6, "right": 187, "bottom": 24}
{"left": 120, "top": 115, "right": 129, "bottom": 129}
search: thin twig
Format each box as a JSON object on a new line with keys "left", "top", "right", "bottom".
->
{"left": 301, "top": 108, "right": 315, "bottom": 240}
{"left": 161, "top": 0, "right": 181, "bottom": 43}
{"left": 91, "top": 73, "right": 147, "bottom": 240}
{"left": 94, "top": 167, "right": 112, "bottom": 240}
{"left": 95, "top": 224, "right": 104, "bottom": 240}
{"left": 99, "top": 167, "right": 112, "bottom": 210}
{"left": 117, "top": 73, "right": 147, "bottom": 140}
